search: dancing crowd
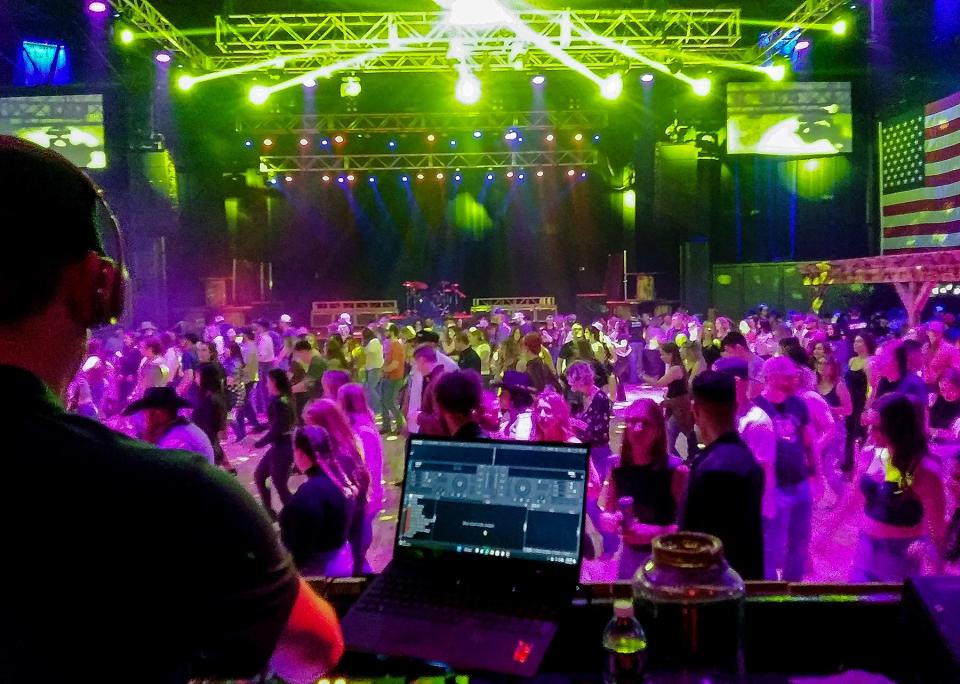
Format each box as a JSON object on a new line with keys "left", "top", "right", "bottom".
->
{"left": 71, "top": 303, "right": 960, "bottom": 583}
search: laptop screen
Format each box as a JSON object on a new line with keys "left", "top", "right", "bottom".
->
{"left": 398, "top": 437, "right": 590, "bottom": 566}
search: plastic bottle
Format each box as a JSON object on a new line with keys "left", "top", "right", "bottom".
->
{"left": 602, "top": 599, "right": 647, "bottom": 684}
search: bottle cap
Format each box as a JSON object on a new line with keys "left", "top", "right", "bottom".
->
{"left": 652, "top": 532, "right": 724, "bottom": 570}
{"left": 613, "top": 599, "right": 634, "bottom": 618}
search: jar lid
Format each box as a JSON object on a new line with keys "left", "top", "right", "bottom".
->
{"left": 613, "top": 599, "right": 634, "bottom": 618}
{"left": 652, "top": 532, "right": 724, "bottom": 569}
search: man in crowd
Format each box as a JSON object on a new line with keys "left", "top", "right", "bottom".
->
{"left": 435, "top": 370, "right": 488, "bottom": 439}
{"left": 290, "top": 339, "right": 327, "bottom": 422}
{"left": 361, "top": 327, "right": 384, "bottom": 415}
{"left": 455, "top": 330, "right": 482, "bottom": 373}
{"left": 253, "top": 319, "right": 276, "bottom": 413}
{"left": 0, "top": 136, "right": 342, "bottom": 682}
{"left": 177, "top": 332, "right": 200, "bottom": 397}
{"left": 381, "top": 324, "right": 407, "bottom": 434}
{"left": 683, "top": 371, "right": 765, "bottom": 580}
{"left": 412, "top": 344, "right": 449, "bottom": 436}
{"left": 720, "top": 331, "right": 764, "bottom": 399}
{"left": 923, "top": 320, "right": 959, "bottom": 388}
{"left": 235, "top": 327, "right": 266, "bottom": 439}
{"left": 755, "top": 355, "right": 815, "bottom": 581}
{"left": 124, "top": 386, "right": 215, "bottom": 463}
{"left": 404, "top": 330, "right": 457, "bottom": 433}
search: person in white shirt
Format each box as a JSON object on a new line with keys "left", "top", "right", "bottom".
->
{"left": 123, "top": 387, "right": 215, "bottom": 464}
{"left": 253, "top": 319, "right": 276, "bottom": 414}
{"left": 492, "top": 371, "right": 535, "bottom": 440}
{"left": 361, "top": 328, "right": 384, "bottom": 417}
{"left": 404, "top": 330, "right": 458, "bottom": 434}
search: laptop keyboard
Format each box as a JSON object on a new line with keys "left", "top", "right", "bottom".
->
{"left": 355, "top": 571, "right": 555, "bottom": 634}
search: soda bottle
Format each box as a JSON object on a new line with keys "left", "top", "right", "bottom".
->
{"left": 602, "top": 599, "right": 647, "bottom": 684}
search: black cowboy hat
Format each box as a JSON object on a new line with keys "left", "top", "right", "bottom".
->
{"left": 122, "top": 386, "right": 191, "bottom": 416}
{"left": 491, "top": 370, "right": 536, "bottom": 396}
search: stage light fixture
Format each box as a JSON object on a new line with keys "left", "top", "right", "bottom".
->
{"left": 600, "top": 73, "right": 623, "bottom": 100}
{"left": 302, "top": 77, "right": 317, "bottom": 88}
{"left": 119, "top": 28, "right": 135, "bottom": 45}
{"left": 546, "top": 134, "right": 555, "bottom": 142}
{"left": 244, "top": 139, "right": 254, "bottom": 148}
{"left": 263, "top": 138, "right": 273, "bottom": 147}
{"left": 437, "top": 172, "right": 445, "bottom": 180}
{"left": 347, "top": 174, "right": 355, "bottom": 181}
{"left": 795, "top": 40, "right": 811, "bottom": 51}
{"left": 473, "top": 131, "right": 483, "bottom": 138}
{"left": 454, "top": 174, "right": 462, "bottom": 181}
{"left": 177, "top": 75, "right": 195, "bottom": 91}
{"left": 388, "top": 140, "right": 397, "bottom": 148}
{"left": 504, "top": 130, "right": 518, "bottom": 141}
{"left": 321, "top": 138, "right": 330, "bottom": 146}
{"left": 567, "top": 169, "right": 576, "bottom": 177}
{"left": 692, "top": 78, "right": 712, "bottom": 96}
{"left": 450, "top": 140, "right": 457, "bottom": 147}
{"left": 155, "top": 51, "right": 172, "bottom": 64}
{"left": 87, "top": 2, "right": 107, "bottom": 14}
{"left": 322, "top": 175, "right": 331, "bottom": 182}
{"left": 369, "top": 176, "right": 377, "bottom": 183}
{"left": 427, "top": 134, "right": 436, "bottom": 142}
{"left": 401, "top": 175, "right": 409, "bottom": 182}
{"left": 640, "top": 73, "right": 655, "bottom": 83}
{"left": 334, "top": 135, "right": 345, "bottom": 144}
{"left": 581, "top": 172, "right": 588, "bottom": 178}
{"left": 766, "top": 64, "right": 787, "bottom": 81}
{"left": 455, "top": 70, "right": 482, "bottom": 105}
{"left": 285, "top": 176, "right": 293, "bottom": 183}
{"left": 506, "top": 171, "right": 515, "bottom": 178}
{"left": 338, "top": 177, "right": 346, "bottom": 184}
{"left": 444, "top": 0, "right": 512, "bottom": 28}
{"left": 341, "top": 76, "right": 362, "bottom": 97}
{"left": 269, "top": 178, "right": 279, "bottom": 186}
{"left": 531, "top": 75, "right": 546, "bottom": 86}
{"left": 486, "top": 173, "right": 495, "bottom": 180}
{"left": 249, "top": 85, "right": 270, "bottom": 105}
{"left": 518, "top": 173, "right": 525, "bottom": 180}
{"left": 299, "top": 138, "right": 309, "bottom": 147}
{"left": 593, "top": 135, "right": 601, "bottom": 142}
{"left": 574, "top": 133, "right": 584, "bottom": 142}
{"left": 417, "top": 173, "right": 425, "bottom": 180}
{"left": 832, "top": 19, "right": 848, "bottom": 36}
{"left": 536, "top": 170, "right": 544, "bottom": 178}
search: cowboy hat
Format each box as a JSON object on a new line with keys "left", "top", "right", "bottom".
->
{"left": 122, "top": 386, "right": 191, "bottom": 416}
{"left": 491, "top": 370, "right": 536, "bottom": 395}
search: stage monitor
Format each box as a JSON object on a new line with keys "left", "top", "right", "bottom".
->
{"left": 0, "top": 94, "right": 106, "bottom": 169}
{"left": 727, "top": 82, "right": 852, "bottom": 156}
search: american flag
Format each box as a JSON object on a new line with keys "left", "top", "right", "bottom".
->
{"left": 881, "top": 91, "right": 960, "bottom": 254}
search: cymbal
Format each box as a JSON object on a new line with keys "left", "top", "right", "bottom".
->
{"left": 452, "top": 312, "right": 473, "bottom": 319}
{"left": 402, "top": 281, "right": 429, "bottom": 290}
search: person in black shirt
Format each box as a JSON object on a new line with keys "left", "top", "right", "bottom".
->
{"left": 193, "top": 364, "right": 237, "bottom": 474}
{"left": 0, "top": 136, "right": 341, "bottom": 682}
{"left": 454, "top": 330, "right": 482, "bottom": 373}
{"left": 683, "top": 371, "right": 765, "bottom": 580}
{"left": 434, "top": 370, "right": 488, "bottom": 439}
{"left": 931, "top": 368, "right": 960, "bottom": 442}
{"left": 254, "top": 368, "right": 297, "bottom": 517}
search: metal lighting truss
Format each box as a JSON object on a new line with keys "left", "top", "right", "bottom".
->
{"left": 213, "top": 9, "right": 745, "bottom": 72}
{"left": 753, "top": 0, "right": 851, "bottom": 63}
{"left": 259, "top": 149, "right": 599, "bottom": 173}
{"left": 109, "top": 0, "right": 213, "bottom": 70}
{"left": 237, "top": 110, "right": 609, "bottom": 135}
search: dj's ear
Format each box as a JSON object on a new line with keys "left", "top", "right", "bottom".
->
{"left": 65, "top": 251, "right": 123, "bottom": 329}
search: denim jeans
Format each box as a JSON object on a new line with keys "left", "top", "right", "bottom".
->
{"left": 256, "top": 361, "right": 274, "bottom": 413}
{"left": 764, "top": 480, "right": 813, "bottom": 581}
{"left": 364, "top": 368, "right": 383, "bottom": 417}
{"left": 850, "top": 533, "right": 923, "bottom": 582}
{"left": 821, "top": 430, "right": 848, "bottom": 499}
{"left": 380, "top": 377, "right": 404, "bottom": 432}
{"left": 233, "top": 381, "right": 262, "bottom": 438}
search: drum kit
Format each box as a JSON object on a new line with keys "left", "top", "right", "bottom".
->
{"left": 403, "top": 280, "right": 467, "bottom": 318}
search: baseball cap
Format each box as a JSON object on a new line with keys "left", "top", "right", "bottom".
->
{"left": 712, "top": 356, "right": 749, "bottom": 379}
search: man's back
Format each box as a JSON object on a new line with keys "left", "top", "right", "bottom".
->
{"left": 1, "top": 366, "right": 298, "bottom": 682}
{"left": 683, "top": 432, "right": 765, "bottom": 580}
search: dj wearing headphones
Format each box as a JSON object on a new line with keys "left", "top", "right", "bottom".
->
{"left": 0, "top": 137, "right": 343, "bottom": 682}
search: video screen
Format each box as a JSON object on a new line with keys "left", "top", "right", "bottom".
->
{"left": 727, "top": 82, "right": 852, "bottom": 156}
{"left": 0, "top": 94, "right": 106, "bottom": 169}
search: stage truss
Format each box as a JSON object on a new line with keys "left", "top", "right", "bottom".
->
{"left": 259, "top": 149, "right": 598, "bottom": 174}
{"left": 754, "top": 0, "right": 852, "bottom": 63}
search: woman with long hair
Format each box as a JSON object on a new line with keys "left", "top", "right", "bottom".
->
{"left": 470, "top": 328, "right": 493, "bottom": 387}
{"left": 816, "top": 355, "right": 852, "bottom": 505}
{"left": 323, "top": 337, "right": 350, "bottom": 373}
{"left": 193, "top": 363, "right": 236, "bottom": 475}
{"left": 599, "top": 399, "right": 688, "bottom": 579}
{"left": 282, "top": 426, "right": 358, "bottom": 577}
{"left": 643, "top": 342, "right": 692, "bottom": 458}
{"left": 852, "top": 393, "right": 946, "bottom": 581}
{"left": 303, "top": 399, "right": 372, "bottom": 575}
{"left": 844, "top": 332, "right": 876, "bottom": 474}
{"left": 531, "top": 391, "right": 580, "bottom": 444}
{"left": 253, "top": 368, "right": 296, "bottom": 518}
{"left": 337, "top": 383, "right": 385, "bottom": 547}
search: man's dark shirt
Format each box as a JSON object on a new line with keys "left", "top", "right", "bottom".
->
{"left": 452, "top": 421, "right": 488, "bottom": 440}
{"left": 457, "top": 346, "right": 482, "bottom": 373}
{"left": 0, "top": 365, "right": 299, "bottom": 682}
{"left": 682, "top": 431, "right": 765, "bottom": 580}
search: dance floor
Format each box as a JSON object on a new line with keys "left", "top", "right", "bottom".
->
{"left": 226, "top": 385, "right": 865, "bottom": 583}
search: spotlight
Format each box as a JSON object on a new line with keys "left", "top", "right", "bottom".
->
{"left": 518, "top": 137, "right": 524, "bottom": 143}
{"left": 536, "top": 170, "right": 544, "bottom": 178}
{"left": 593, "top": 135, "right": 601, "bottom": 142}
{"left": 567, "top": 169, "right": 576, "bottom": 177}
{"left": 832, "top": 19, "right": 848, "bottom": 36}
{"left": 401, "top": 175, "right": 409, "bottom": 182}
{"left": 177, "top": 75, "right": 195, "bottom": 91}
{"left": 347, "top": 174, "right": 355, "bottom": 181}
{"left": 369, "top": 176, "right": 377, "bottom": 183}
{"left": 581, "top": 172, "right": 588, "bottom": 178}
{"left": 299, "top": 138, "right": 309, "bottom": 147}
{"left": 334, "top": 135, "right": 345, "bottom": 144}
{"left": 454, "top": 174, "right": 462, "bottom": 181}
{"left": 455, "top": 70, "right": 482, "bottom": 105}
{"left": 640, "top": 73, "right": 655, "bottom": 83}
{"left": 803, "top": 159, "right": 820, "bottom": 172}
{"left": 87, "top": 1, "right": 107, "bottom": 13}
{"left": 486, "top": 173, "right": 495, "bottom": 181}
{"left": 388, "top": 140, "right": 397, "bottom": 149}
{"left": 692, "top": 78, "right": 712, "bottom": 96}
{"left": 445, "top": 0, "right": 512, "bottom": 28}
{"left": 600, "top": 73, "right": 623, "bottom": 101}
{"left": 244, "top": 139, "right": 254, "bottom": 148}
{"left": 341, "top": 76, "right": 362, "bottom": 97}
{"left": 574, "top": 133, "right": 584, "bottom": 142}
{"left": 338, "top": 177, "right": 346, "bottom": 184}
{"left": 766, "top": 64, "right": 787, "bottom": 81}
{"left": 119, "top": 28, "right": 135, "bottom": 45}
{"left": 436, "top": 172, "right": 445, "bottom": 180}
{"left": 504, "top": 130, "right": 518, "bottom": 141}
{"left": 473, "top": 131, "right": 483, "bottom": 138}
{"left": 269, "top": 178, "right": 279, "bottom": 186}
{"left": 249, "top": 85, "right": 270, "bottom": 105}
{"left": 155, "top": 51, "right": 172, "bottom": 64}
{"left": 531, "top": 75, "right": 546, "bottom": 86}
{"left": 427, "top": 134, "right": 436, "bottom": 142}
{"left": 506, "top": 171, "right": 515, "bottom": 178}
{"left": 302, "top": 77, "right": 317, "bottom": 88}
{"left": 321, "top": 138, "right": 330, "bottom": 146}
{"left": 518, "top": 173, "right": 525, "bottom": 180}
{"left": 450, "top": 140, "right": 457, "bottom": 147}
{"left": 417, "top": 173, "right": 425, "bottom": 180}
{"left": 795, "top": 40, "right": 811, "bottom": 51}
{"left": 285, "top": 176, "right": 293, "bottom": 183}
{"left": 546, "top": 134, "right": 555, "bottom": 142}
{"left": 263, "top": 138, "right": 273, "bottom": 147}
{"left": 322, "top": 175, "right": 331, "bottom": 182}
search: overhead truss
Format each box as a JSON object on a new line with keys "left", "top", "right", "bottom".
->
{"left": 754, "top": 0, "right": 851, "bottom": 63}
{"left": 237, "top": 110, "right": 609, "bottom": 135}
{"left": 213, "top": 9, "right": 743, "bottom": 72}
{"left": 109, "top": 0, "right": 212, "bottom": 70}
{"left": 259, "top": 149, "right": 599, "bottom": 174}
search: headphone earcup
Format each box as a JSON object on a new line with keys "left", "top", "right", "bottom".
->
{"left": 90, "top": 258, "right": 125, "bottom": 327}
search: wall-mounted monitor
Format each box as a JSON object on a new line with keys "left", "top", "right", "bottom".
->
{"left": 0, "top": 94, "right": 106, "bottom": 169}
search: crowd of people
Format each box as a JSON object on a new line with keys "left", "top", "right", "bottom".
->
{"left": 65, "top": 300, "right": 960, "bottom": 584}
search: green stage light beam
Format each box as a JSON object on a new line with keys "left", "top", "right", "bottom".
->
{"left": 499, "top": 12, "right": 605, "bottom": 88}
{"left": 573, "top": 26, "right": 702, "bottom": 90}
{"left": 187, "top": 52, "right": 320, "bottom": 88}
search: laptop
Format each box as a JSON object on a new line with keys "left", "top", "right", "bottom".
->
{"left": 342, "top": 434, "right": 591, "bottom": 677}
